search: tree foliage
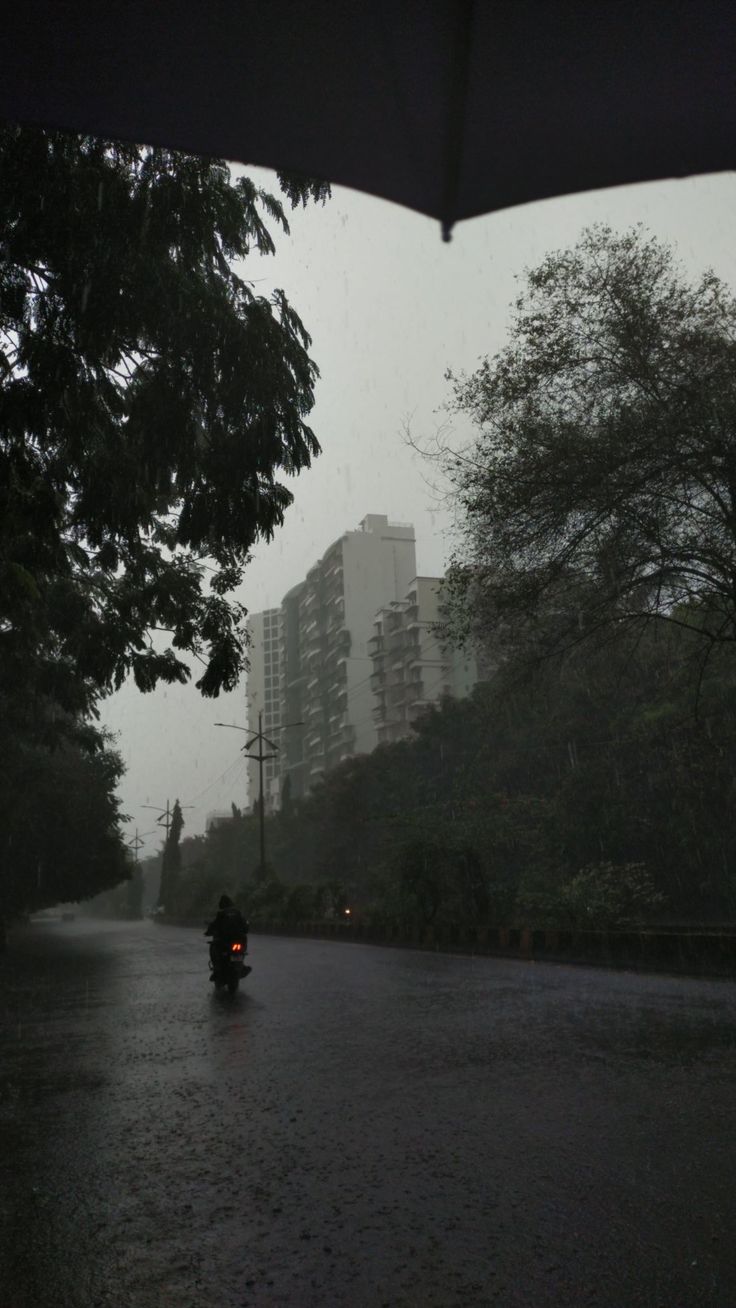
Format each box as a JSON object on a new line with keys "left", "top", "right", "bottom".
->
{"left": 443, "top": 225, "right": 736, "bottom": 664}
{"left": 0, "top": 126, "right": 329, "bottom": 920}
{"left": 0, "top": 720, "right": 128, "bottom": 919}
{"left": 158, "top": 798, "right": 185, "bottom": 912}
{"left": 160, "top": 611, "right": 736, "bottom": 929}
{"left": 558, "top": 862, "right": 665, "bottom": 929}
{"left": 0, "top": 124, "right": 328, "bottom": 703}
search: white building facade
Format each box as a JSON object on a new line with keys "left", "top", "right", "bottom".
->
{"left": 370, "top": 576, "right": 479, "bottom": 745}
{"left": 245, "top": 607, "right": 283, "bottom": 814}
{"left": 244, "top": 519, "right": 481, "bottom": 807}
{"left": 245, "top": 516, "right": 417, "bottom": 806}
{"left": 292, "top": 514, "right": 417, "bottom": 792}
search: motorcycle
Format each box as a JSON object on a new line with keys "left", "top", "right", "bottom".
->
{"left": 208, "top": 936, "right": 252, "bottom": 994}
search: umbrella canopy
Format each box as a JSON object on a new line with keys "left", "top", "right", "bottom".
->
{"left": 2, "top": 1, "right": 734, "bottom": 237}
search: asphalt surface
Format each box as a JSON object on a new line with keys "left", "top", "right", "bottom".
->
{"left": 1, "top": 919, "right": 736, "bottom": 1308}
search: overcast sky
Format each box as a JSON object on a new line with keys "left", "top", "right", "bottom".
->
{"left": 100, "top": 168, "right": 736, "bottom": 857}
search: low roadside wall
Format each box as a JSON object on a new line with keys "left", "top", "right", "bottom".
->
{"left": 152, "top": 914, "right": 736, "bottom": 977}
{"left": 249, "top": 920, "right": 736, "bottom": 978}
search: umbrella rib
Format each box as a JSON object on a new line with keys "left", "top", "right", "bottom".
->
{"left": 441, "top": 0, "right": 475, "bottom": 242}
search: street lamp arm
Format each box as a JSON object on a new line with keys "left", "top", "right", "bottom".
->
{"left": 214, "top": 710, "right": 303, "bottom": 878}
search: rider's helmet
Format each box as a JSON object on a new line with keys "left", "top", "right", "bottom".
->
{"left": 219, "top": 894, "right": 234, "bottom": 910}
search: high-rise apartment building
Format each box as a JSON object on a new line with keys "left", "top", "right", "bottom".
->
{"left": 245, "top": 607, "right": 283, "bottom": 813}
{"left": 291, "top": 514, "right": 417, "bottom": 791}
{"left": 278, "top": 580, "right": 307, "bottom": 800}
{"left": 370, "top": 576, "right": 479, "bottom": 745}
{"left": 246, "top": 515, "right": 417, "bottom": 806}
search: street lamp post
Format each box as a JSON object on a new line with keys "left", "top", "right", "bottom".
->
{"left": 141, "top": 798, "right": 194, "bottom": 841}
{"left": 214, "top": 713, "right": 301, "bottom": 880}
{"left": 127, "top": 829, "right": 145, "bottom": 863}
{"left": 141, "top": 800, "right": 194, "bottom": 910}
{"left": 126, "top": 827, "right": 156, "bottom": 918}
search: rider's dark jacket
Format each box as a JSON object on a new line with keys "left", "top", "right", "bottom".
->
{"left": 205, "top": 905, "right": 249, "bottom": 942}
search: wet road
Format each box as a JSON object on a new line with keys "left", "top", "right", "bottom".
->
{"left": 1, "top": 920, "right": 736, "bottom": 1308}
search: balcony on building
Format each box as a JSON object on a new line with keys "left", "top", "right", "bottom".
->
{"left": 387, "top": 646, "right": 410, "bottom": 667}
{"left": 326, "top": 721, "right": 355, "bottom": 752}
{"left": 329, "top": 653, "right": 349, "bottom": 676}
{"left": 286, "top": 668, "right": 308, "bottom": 688}
{"left": 369, "top": 668, "right": 386, "bottom": 693}
{"left": 323, "top": 551, "right": 343, "bottom": 578}
{"left": 325, "top": 618, "right": 345, "bottom": 644}
{"left": 408, "top": 654, "right": 445, "bottom": 671}
{"left": 389, "top": 633, "right": 413, "bottom": 654}
{"left": 330, "top": 640, "right": 350, "bottom": 669}
{"left": 327, "top": 666, "right": 346, "bottom": 691}
{"left": 387, "top": 682, "right": 408, "bottom": 706}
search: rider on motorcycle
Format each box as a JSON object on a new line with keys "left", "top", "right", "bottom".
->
{"left": 205, "top": 894, "right": 249, "bottom": 971}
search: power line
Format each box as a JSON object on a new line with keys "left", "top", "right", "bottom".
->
{"left": 215, "top": 713, "right": 302, "bottom": 875}
{"left": 182, "top": 752, "right": 247, "bottom": 808}
{"left": 141, "top": 798, "right": 194, "bottom": 840}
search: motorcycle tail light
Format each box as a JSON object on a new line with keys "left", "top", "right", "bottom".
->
{"left": 231, "top": 942, "right": 243, "bottom": 952}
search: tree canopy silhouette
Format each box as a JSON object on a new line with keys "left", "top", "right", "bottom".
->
{"left": 442, "top": 226, "right": 736, "bottom": 666}
{"left": 0, "top": 124, "right": 329, "bottom": 705}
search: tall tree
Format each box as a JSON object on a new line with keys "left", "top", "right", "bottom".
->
{"left": 0, "top": 125, "right": 329, "bottom": 920}
{"left": 0, "top": 125, "right": 329, "bottom": 704}
{"left": 442, "top": 225, "right": 736, "bottom": 670}
{"left": 0, "top": 720, "right": 128, "bottom": 922}
{"left": 158, "top": 799, "right": 185, "bottom": 912}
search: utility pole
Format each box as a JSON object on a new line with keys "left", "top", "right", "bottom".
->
{"left": 126, "top": 825, "right": 157, "bottom": 865}
{"left": 125, "top": 828, "right": 153, "bottom": 920}
{"left": 142, "top": 800, "right": 193, "bottom": 910}
{"left": 253, "top": 711, "right": 277, "bottom": 876}
{"left": 215, "top": 713, "right": 301, "bottom": 880}
{"left": 141, "top": 799, "right": 194, "bottom": 841}
{"left": 127, "top": 828, "right": 145, "bottom": 862}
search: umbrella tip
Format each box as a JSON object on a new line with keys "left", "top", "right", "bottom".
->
{"left": 441, "top": 220, "right": 454, "bottom": 243}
